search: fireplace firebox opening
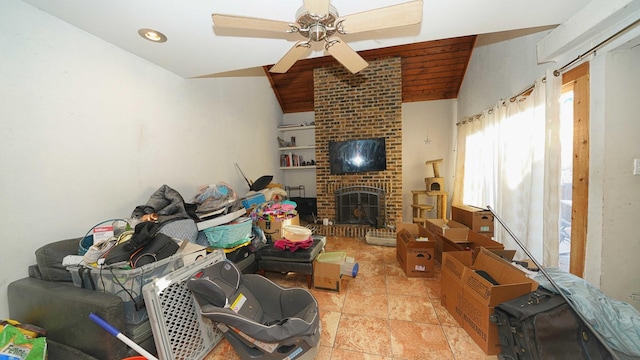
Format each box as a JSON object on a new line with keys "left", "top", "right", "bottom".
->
{"left": 334, "top": 186, "right": 386, "bottom": 227}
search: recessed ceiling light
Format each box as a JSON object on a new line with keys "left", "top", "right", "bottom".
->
{"left": 138, "top": 28, "right": 167, "bottom": 43}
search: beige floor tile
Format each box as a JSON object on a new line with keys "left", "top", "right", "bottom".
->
{"left": 430, "top": 298, "right": 461, "bottom": 327}
{"left": 316, "top": 345, "right": 334, "bottom": 360}
{"left": 329, "top": 348, "right": 394, "bottom": 359}
{"left": 354, "top": 247, "right": 386, "bottom": 263}
{"left": 334, "top": 314, "right": 392, "bottom": 356}
{"left": 441, "top": 325, "right": 499, "bottom": 360}
{"left": 386, "top": 274, "right": 428, "bottom": 297}
{"left": 384, "top": 261, "right": 406, "bottom": 277}
{"left": 320, "top": 310, "right": 342, "bottom": 347}
{"left": 380, "top": 246, "right": 398, "bottom": 263}
{"left": 387, "top": 293, "right": 439, "bottom": 325}
{"left": 312, "top": 287, "right": 347, "bottom": 312}
{"left": 348, "top": 272, "right": 387, "bottom": 294}
{"left": 342, "top": 289, "right": 389, "bottom": 319}
{"left": 423, "top": 277, "right": 442, "bottom": 299}
{"left": 203, "top": 338, "right": 240, "bottom": 360}
{"left": 389, "top": 319, "right": 455, "bottom": 359}
{"left": 355, "top": 259, "right": 387, "bottom": 277}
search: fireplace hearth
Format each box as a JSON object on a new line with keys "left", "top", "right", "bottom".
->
{"left": 334, "top": 186, "right": 385, "bottom": 227}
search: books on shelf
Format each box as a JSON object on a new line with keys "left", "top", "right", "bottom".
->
{"left": 280, "top": 153, "right": 303, "bottom": 167}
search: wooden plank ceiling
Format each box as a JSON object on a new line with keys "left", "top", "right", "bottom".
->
{"left": 264, "top": 35, "right": 476, "bottom": 113}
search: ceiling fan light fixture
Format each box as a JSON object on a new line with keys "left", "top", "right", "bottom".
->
{"left": 308, "top": 23, "right": 327, "bottom": 41}
{"left": 138, "top": 28, "right": 167, "bottom": 43}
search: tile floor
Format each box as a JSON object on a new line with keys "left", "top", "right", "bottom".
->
{"left": 204, "top": 236, "right": 498, "bottom": 360}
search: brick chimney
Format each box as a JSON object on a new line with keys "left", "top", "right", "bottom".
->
{"left": 314, "top": 57, "right": 403, "bottom": 231}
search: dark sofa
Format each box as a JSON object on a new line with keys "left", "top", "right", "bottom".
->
{"left": 7, "top": 236, "right": 259, "bottom": 359}
{"left": 7, "top": 238, "right": 156, "bottom": 360}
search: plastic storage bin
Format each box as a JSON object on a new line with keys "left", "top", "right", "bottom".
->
{"left": 365, "top": 229, "right": 396, "bottom": 246}
{"left": 316, "top": 251, "right": 346, "bottom": 264}
{"left": 282, "top": 225, "right": 312, "bottom": 242}
{"left": 203, "top": 218, "right": 252, "bottom": 248}
{"left": 67, "top": 252, "right": 185, "bottom": 324}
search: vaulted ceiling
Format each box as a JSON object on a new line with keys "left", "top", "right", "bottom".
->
{"left": 19, "top": 0, "right": 591, "bottom": 115}
{"left": 264, "top": 36, "right": 476, "bottom": 113}
{"left": 20, "top": 0, "right": 590, "bottom": 77}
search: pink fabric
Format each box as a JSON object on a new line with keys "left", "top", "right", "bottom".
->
{"left": 274, "top": 238, "right": 313, "bottom": 252}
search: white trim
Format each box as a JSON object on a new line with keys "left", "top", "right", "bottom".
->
{"left": 537, "top": 0, "right": 640, "bottom": 65}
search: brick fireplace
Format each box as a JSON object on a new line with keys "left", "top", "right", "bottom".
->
{"left": 314, "top": 57, "right": 403, "bottom": 237}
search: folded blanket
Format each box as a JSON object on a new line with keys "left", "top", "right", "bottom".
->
{"left": 274, "top": 239, "right": 313, "bottom": 252}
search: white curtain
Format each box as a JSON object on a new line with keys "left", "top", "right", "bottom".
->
{"left": 542, "top": 69, "right": 562, "bottom": 267}
{"left": 453, "top": 76, "right": 561, "bottom": 264}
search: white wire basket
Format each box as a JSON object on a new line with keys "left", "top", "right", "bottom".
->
{"left": 142, "top": 249, "right": 226, "bottom": 360}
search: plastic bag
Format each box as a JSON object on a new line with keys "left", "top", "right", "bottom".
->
{"left": 192, "top": 182, "right": 238, "bottom": 216}
{"left": 0, "top": 324, "right": 46, "bottom": 360}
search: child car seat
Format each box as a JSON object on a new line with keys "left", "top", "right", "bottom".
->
{"left": 186, "top": 260, "right": 320, "bottom": 360}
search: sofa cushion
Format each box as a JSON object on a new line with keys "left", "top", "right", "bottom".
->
{"left": 35, "top": 238, "right": 80, "bottom": 282}
{"left": 8, "top": 277, "right": 129, "bottom": 359}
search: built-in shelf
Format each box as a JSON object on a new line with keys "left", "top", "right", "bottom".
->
{"left": 278, "top": 125, "right": 315, "bottom": 132}
{"left": 279, "top": 145, "right": 315, "bottom": 151}
{"left": 280, "top": 165, "right": 316, "bottom": 170}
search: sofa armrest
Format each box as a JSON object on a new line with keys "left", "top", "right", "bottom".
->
{"left": 8, "top": 277, "right": 130, "bottom": 360}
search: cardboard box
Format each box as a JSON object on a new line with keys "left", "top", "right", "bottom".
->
{"left": 437, "top": 229, "right": 504, "bottom": 260}
{"left": 424, "top": 219, "right": 469, "bottom": 263}
{"left": 396, "top": 223, "right": 435, "bottom": 278}
{"left": 460, "top": 248, "right": 538, "bottom": 355}
{"left": 313, "top": 260, "right": 349, "bottom": 292}
{"left": 257, "top": 214, "right": 299, "bottom": 242}
{"left": 451, "top": 204, "right": 495, "bottom": 234}
{"left": 440, "top": 251, "right": 473, "bottom": 326}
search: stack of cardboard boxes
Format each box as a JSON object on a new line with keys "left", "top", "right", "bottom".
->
{"left": 441, "top": 248, "right": 537, "bottom": 354}
{"left": 451, "top": 204, "right": 495, "bottom": 238}
{"left": 396, "top": 204, "right": 539, "bottom": 355}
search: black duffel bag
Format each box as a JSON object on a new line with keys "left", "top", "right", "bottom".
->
{"left": 105, "top": 221, "right": 179, "bottom": 268}
{"left": 491, "top": 287, "right": 612, "bottom": 360}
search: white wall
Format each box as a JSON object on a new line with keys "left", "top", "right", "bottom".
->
{"left": 457, "top": 29, "right": 557, "bottom": 119}
{"left": 280, "top": 112, "right": 317, "bottom": 198}
{"left": 402, "top": 100, "right": 457, "bottom": 223}
{"left": 0, "top": 0, "right": 282, "bottom": 317}
{"left": 600, "top": 44, "right": 640, "bottom": 304}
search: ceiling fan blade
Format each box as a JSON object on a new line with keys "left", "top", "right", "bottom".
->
{"left": 304, "top": 0, "right": 331, "bottom": 17}
{"left": 212, "top": 14, "right": 294, "bottom": 33}
{"left": 339, "top": 0, "right": 423, "bottom": 34}
{"left": 269, "top": 41, "right": 312, "bottom": 73}
{"left": 325, "top": 38, "right": 368, "bottom": 74}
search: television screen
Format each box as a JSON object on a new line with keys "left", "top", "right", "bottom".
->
{"left": 329, "top": 138, "right": 387, "bottom": 174}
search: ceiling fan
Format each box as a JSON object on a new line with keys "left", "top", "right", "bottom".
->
{"left": 211, "top": 0, "right": 423, "bottom": 74}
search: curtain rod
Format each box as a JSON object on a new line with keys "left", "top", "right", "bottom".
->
{"left": 457, "top": 17, "right": 640, "bottom": 127}
{"left": 554, "top": 16, "right": 640, "bottom": 76}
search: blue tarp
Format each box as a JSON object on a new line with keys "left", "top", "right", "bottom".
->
{"left": 535, "top": 268, "right": 640, "bottom": 358}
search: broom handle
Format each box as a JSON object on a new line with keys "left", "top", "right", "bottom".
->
{"left": 234, "top": 163, "right": 252, "bottom": 187}
{"left": 487, "top": 206, "right": 620, "bottom": 360}
{"left": 89, "top": 313, "right": 159, "bottom": 360}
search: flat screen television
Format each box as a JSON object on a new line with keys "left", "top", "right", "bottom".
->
{"left": 329, "top": 137, "right": 387, "bottom": 174}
